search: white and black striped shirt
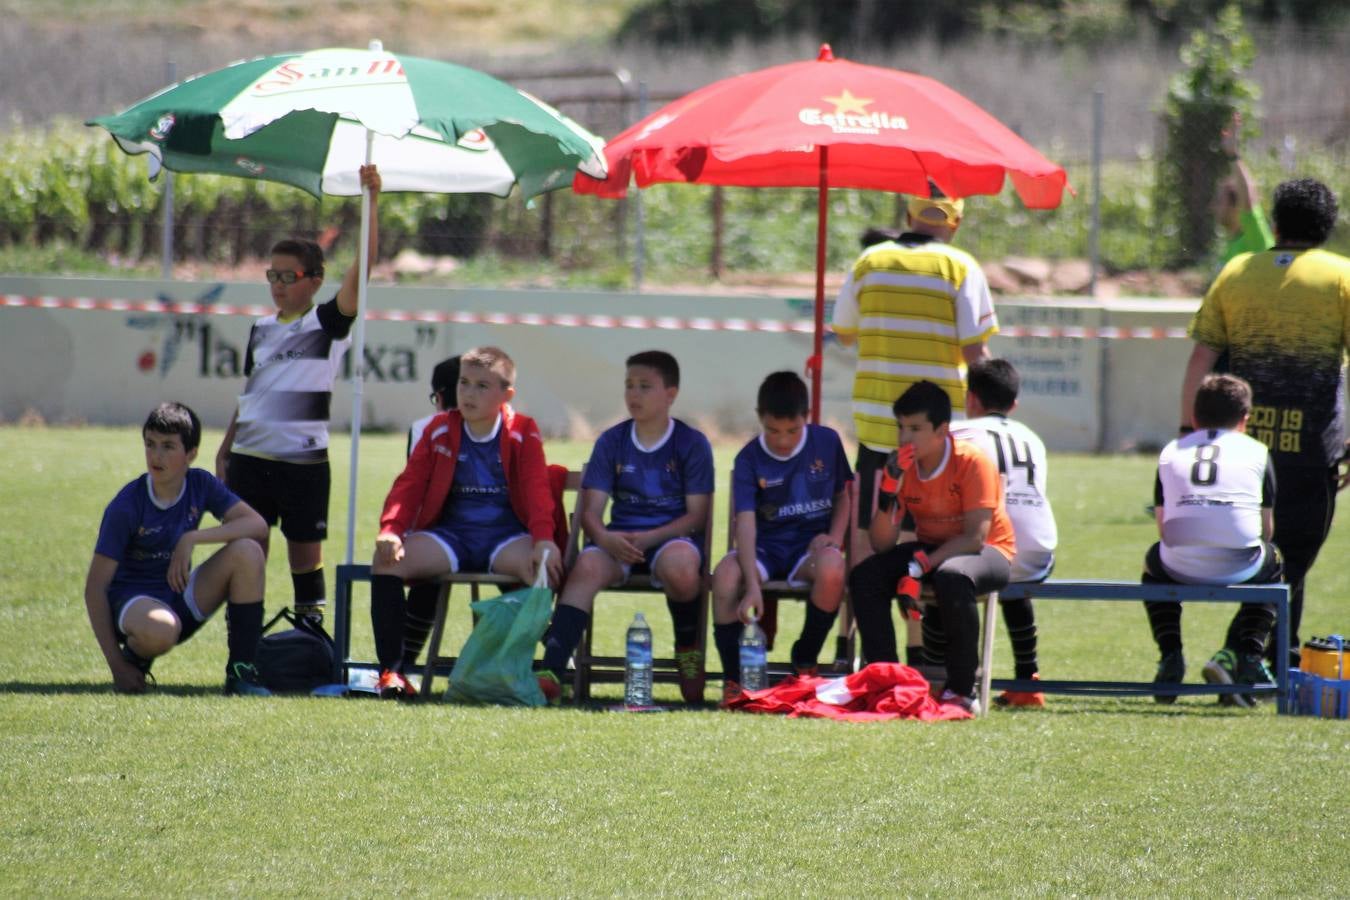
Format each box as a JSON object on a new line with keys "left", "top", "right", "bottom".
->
{"left": 233, "top": 297, "right": 354, "bottom": 463}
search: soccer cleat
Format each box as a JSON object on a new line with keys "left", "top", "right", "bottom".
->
{"left": 223, "top": 662, "right": 272, "bottom": 697}
{"left": 1152, "top": 649, "right": 1185, "bottom": 704}
{"left": 937, "top": 688, "right": 981, "bottom": 717}
{"left": 995, "top": 672, "right": 1045, "bottom": 708}
{"left": 719, "top": 679, "right": 744, "bottom": 709}
{"left": 375, "top": 668, "right": 416, "bottom": 700}
{"left": 673, "top": 645, "right": 706, "bottom": 705}
{"left": 120, "top": 643, "right": 154, "bottom": 674}
{"left": 536, "top": 671, "right": 562, "bottom": 706}
{"left": 788, "top": 640, "right": 818, "bottom": 679}
{"left": 1235, "top": 652, "right": 1276, "bottom": 706}
{"left": 1202, "top": 648, "right": 1252, "bottom": 708}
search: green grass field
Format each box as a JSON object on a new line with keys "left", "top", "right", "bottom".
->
{"left": 1, "top": 425, "right": 1347, "bottom": 896}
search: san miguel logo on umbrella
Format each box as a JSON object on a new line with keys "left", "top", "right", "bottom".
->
{"left": 799, "top": 89, "right": 908, "bottom": 136}
{"left": 248, "top": 55, "right": 407, "bottom": 96}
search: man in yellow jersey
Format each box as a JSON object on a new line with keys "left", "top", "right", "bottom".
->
{"left": 1181, "top": 178, "right": 1350, "bottom": 669}
{"left": 832, "top": 184, "right": 997, "bottom": 663}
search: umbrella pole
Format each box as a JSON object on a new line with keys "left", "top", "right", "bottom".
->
{"left": 345, "top": 129, "right": 376, "bottom": 565}
{"left": 810, "top": 146, "right": 829, "bottom": 424}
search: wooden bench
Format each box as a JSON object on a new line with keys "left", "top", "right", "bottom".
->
{"left": 994, "top": 580, "right": 1291, "bottom": 713}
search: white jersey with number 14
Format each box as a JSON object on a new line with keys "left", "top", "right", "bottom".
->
{"left": 951, "top": 414, "right": 1058, "bottom": 582}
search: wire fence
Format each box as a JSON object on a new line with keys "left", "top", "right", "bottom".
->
{"left": 2, "top": 50, "right": 1348, "bottom": 288}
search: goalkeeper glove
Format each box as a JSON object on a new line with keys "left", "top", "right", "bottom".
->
{"left": 876, "top": 445, "right": 914, "bottom": 513}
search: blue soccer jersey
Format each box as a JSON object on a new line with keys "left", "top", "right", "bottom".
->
{"left": 95, "top": 468, "right": 241, "bottom": 595}
{"left": 583, "top": 418, "right": 715, "bottom": 532}
{"left": 732, "top": 424, "right": 853, "bottom": 559}
{"left": 440, "top": 418, "right": 524, "bottom": 533}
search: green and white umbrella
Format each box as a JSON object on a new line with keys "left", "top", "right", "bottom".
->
{"left": 90, "top": 41, "right": 607, "bottom": 563}
{"left": 89, "top": 43, "right": 606, "bottom": 198}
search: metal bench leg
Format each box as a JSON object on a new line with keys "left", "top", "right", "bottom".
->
{"left": 979, "top": 592, "right": 998, "bottom": 716}
{"left": 419, "top": 582, "right": 452, "bottom": 700}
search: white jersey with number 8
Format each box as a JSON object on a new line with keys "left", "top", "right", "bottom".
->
{"left": 951, "top": 415, "right": 1058, "bottom": 582}
{"left": 1155, "top": 428, "right": 1274, "bottom": 584}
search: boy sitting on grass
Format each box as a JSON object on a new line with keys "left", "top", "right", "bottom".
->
{"left": 369, "top": 346, "right": 563, "bottom": 699}
{"left": 1144, "top": 373, "right": 1282, "bottom": 708}
{"left": 712, "top": 371, "right": 852, "bottom": 705}
{"left": 85, "top": 402, "right": 271, "bottom": 696}
{"left": 539, "top": 350, "right": 715, "bottom": 704}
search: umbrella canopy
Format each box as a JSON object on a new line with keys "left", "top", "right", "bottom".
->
{"left": 90, "top": 42, "right": 608, "bottom": 564}
{"left": 575, "top": 44, "right": 1069, "bottom": 418}
{"left": 90, "top": 45, "right": 606, "bottom": 200}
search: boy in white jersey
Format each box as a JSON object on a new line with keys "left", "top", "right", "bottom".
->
{"left": 1145, "top": 374, "right": 1282, "bottom": 707}
{"left": 949, "top": 358, "right": 1057, "bottom": 707}
{"left": 539, "top": 350, "right": 714, "bottom": 704}
{"left": 215, "top": 165, "right": 380, "bottom": 625}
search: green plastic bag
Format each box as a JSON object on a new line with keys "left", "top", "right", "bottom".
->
{"left": 445, "top": 561, "right": 553, "bottom": 707}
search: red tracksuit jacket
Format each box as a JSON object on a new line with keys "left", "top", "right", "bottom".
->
{"left": 378, "top": 407, "right": 556, "bottom": 543}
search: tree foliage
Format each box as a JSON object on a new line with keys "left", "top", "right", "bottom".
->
{"left": 1154, "top": 4, "right": 1259, "bottom": 267}
{"left": 616, "top": 0, "right": 1350, "bottom": 48}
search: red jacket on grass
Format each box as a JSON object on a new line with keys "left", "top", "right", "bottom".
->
{"left": 379, "top": 406, "right": 558, "bottom": 545}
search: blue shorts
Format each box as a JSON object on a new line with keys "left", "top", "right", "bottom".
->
{"left": 107, "top": 569, "right": 210, "bottom": 644}
{"left": 581, "top": 536, "right": 702, "bottom": 589}
{"left": 729, "top": 543, "right": 812, "bottom": 588}
{"left": 418, "top": 524, "right": 529, "bottom": 574}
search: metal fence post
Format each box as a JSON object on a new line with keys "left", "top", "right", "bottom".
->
{"left": 161, "top": 60, "right": 176, "bottom": 280}
{"left": 1089, "top": 87, "right": 1103, "bottom": 298}
{"left": 633, "top": 81, "right": 648, "bottom": 292}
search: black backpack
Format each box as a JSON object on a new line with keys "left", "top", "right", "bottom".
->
{"left": 254, "top": 608, "right": 336, "bottom": 693}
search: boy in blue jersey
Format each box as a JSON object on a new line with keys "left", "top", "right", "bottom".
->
{"left": 539, "top": 351, "right": 715, "bottom": 703}
{"left": 712, "top": 371, "right": 853, "bottom": 704}
{"left": 85, "top": 403, "right": 271, "bottom": 695}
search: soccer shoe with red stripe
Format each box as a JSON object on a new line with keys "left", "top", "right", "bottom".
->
{"left": 995, "top": 673, "right": 1045, "bottom": 708}
{"left": 536, "top": 671, "right": 562, "bottom": 706}
{"left": 937, "top": 688, "right": 981, "bottom": 717}
{"left": 376, "top": 668, "right": 416, "bottom": 700}
{"left": 674, "top": 645, "right": 706, "bottom": 704}
{"left": 719, "top": 679, "right": 744, "bottom": 709}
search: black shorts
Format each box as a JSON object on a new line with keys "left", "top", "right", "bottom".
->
{"left": 226, "top": 452, "right": 331, "bottom": 543}
{"left": 855, "top": 444, "right": 888, "bottom": 529}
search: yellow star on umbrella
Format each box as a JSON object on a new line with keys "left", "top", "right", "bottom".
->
{"left": 823, "top": 88, "right": 873, "bottom": 116}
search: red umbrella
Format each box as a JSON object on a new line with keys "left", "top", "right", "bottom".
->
{"left": 575, "top": 44, "right": 1070, "bottom": 420}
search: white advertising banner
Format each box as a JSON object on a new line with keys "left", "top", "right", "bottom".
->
{"left": 0, "top": 276, "right": 1200, "bottom": 454}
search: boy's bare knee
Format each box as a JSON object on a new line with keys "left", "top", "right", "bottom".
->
{"left": 226, "top": 537, "right": 266, "bottom": 569}
{"left": 127, "top": 621, "right": 178, "bottom": 658}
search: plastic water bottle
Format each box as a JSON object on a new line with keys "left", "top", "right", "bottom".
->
{"left": 624, "top": 612, "right": 654, "bottom": 707}
{"left": 739, "top": 616, "right": 768, "bottom": 691}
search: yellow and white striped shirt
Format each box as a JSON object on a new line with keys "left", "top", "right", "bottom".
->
{"left": 833, "top": 236, "right": 998, "bottom": 451}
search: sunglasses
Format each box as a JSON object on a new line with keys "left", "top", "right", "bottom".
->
{"left": 265, "top": 268, "right": 314, "bottom": 285}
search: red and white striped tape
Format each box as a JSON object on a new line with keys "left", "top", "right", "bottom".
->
{"left": 1, "top": 294, "right": 1192, "bottom": 340}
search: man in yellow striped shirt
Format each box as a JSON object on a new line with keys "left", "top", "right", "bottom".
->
{"left": 832, "top": 191, "right": 998, "bottom": 534}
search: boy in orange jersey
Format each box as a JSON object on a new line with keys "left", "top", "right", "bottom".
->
{"left": 846, "top": 380, "right": 1015, "bottom": 715}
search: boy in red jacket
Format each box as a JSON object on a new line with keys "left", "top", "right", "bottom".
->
{"left": 369, "top": 346, "right": 562, "bottom": 697}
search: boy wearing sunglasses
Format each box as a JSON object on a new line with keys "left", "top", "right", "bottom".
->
{"left": 214, "top": 164, "right": 381, "bottom": 624}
